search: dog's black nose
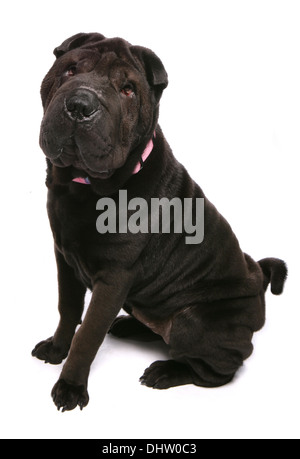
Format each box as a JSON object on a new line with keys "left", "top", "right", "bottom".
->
{"left": 65, "top": 89, "right": 99, "bottom": 120}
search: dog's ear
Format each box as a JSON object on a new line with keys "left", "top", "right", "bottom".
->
{"left": 130, "top": 46, "right": 168, "bottom": 98}
{"left": 53, "top": 32, "right": 106, "bottom": 58}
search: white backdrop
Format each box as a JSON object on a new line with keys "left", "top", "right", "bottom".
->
{"left": 1, "top": 0, "right": 299, "bottom": 439}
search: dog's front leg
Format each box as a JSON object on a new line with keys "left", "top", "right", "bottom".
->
{"left": 32, "top": 247, "right": 86, "bottom": 364}
{"left": 51, "top": 271, "right": 133, "bottom": 411}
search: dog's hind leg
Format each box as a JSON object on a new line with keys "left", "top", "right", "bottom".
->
{"left": 140, "top": 301, "right": 257, "bottom": 389}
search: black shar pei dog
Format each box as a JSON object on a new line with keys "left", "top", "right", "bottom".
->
{"left": 32, "top": 33, "right": 287, "bottom": 411}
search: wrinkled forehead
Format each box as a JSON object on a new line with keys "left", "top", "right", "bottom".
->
{"left": 53, "top": 44, "right": 143, "bottom": 78}
{"left": 54, "top": 35, "right": 131, "bottom": 58}
{"left": 57, "top": 37, "right": 136, "bottom": 65}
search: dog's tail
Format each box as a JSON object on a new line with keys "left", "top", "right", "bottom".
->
{"left": 258, "top": 258, "right": 288, "bottom": 295}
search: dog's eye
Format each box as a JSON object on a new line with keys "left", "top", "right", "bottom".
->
{"left": 121, "top": 85, "right": 134, "bottom": 97}
{"left": 64, "top": 66, "right": 77, "bottom": 78}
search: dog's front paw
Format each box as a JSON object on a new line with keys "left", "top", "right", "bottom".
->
{"left": 51, "top": 379, "right": 89, "bottom": 412}
{"left": 31, "top": 337, "right": 68, "bottom": 364}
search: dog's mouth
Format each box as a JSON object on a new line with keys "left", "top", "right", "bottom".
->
{"left": 85, "top": 168, "right": 115, "bottom": 180}
{"left": 50, "top": 142, "right": 117, "bottom": 180}
{"left": 70, "top": 163, "right": 116, "bottom": 181}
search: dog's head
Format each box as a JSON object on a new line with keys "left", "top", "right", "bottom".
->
{"left": 40, "top": 33, "right": 168, "bottom": 194}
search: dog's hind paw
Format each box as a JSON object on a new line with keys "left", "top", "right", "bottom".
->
{"left": 51, "top": 379, "right": 89, "bottom": 412}
{"left": 140, "top": 360, "right": 194, "bottom": 389}
{"left": 31, "top": 337, "right": 68, "bottom": 364}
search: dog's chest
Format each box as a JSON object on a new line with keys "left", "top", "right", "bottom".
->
{"left": 48, "top": 190, "right": 99, "bottom": 285}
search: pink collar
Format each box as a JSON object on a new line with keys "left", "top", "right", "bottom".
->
{"left": 72, "top": 136, "right": 154, "bottom": 184}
